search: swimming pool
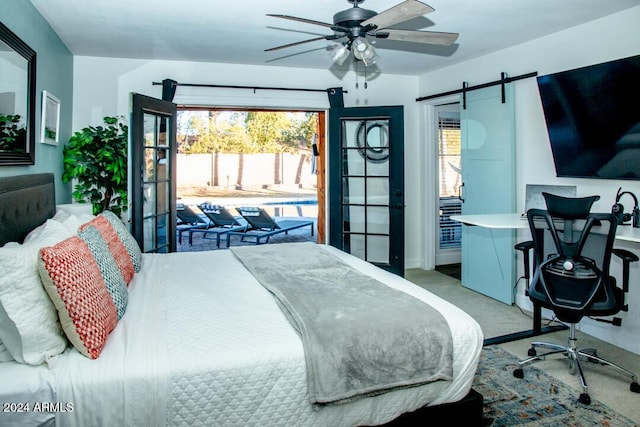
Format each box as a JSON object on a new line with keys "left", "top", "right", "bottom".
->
{"left": 260, "top": 199, "right": 318, "bottom": 218}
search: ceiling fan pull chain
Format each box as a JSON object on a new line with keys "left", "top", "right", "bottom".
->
{"left": 355, "top": 61, "right": 359, "bottom": 89}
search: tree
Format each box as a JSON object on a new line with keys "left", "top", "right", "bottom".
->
{"left": 62, "top": 116, "right": 128, "bottom": 215}
{"left": 283, "top": 112, "right": 317, "bottom": 149}
{"left": 177, "top": 110, "right": 319, "bottom": 154}
{"left": 245, "top": 111, "right": 292, "bottom": 152}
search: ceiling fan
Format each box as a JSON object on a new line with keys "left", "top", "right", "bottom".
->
{"left": 265, "top": 0, "right": 458, "bottom": 67}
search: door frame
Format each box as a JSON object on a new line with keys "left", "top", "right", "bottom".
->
{"left": 422, "top": 94, "right": 460, "bottom": 270}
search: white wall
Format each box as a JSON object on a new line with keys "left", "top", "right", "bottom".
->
{"left": 418, "top": 6, "right": 640, "bottom": 354}
{"left": 72, "top": 58, "right": 424, "bottom": 267}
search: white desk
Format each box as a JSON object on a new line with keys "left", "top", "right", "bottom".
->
{"left": 451, "top": 213, "right": 640, "bottom": 242}
{"left": 450, "top": 213, "right": 527, "bottom": 229}
{"left": 614, "top": 225, "right": 640, "bottom": 243}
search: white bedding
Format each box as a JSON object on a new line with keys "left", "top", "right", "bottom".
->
{"left": 0, "top": 244, "right": 482, "bottom": 427}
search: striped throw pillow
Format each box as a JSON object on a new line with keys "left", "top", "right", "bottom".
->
{"left": 79, "top": 216, "right": 135, "bottom": 285}
{"left": 38, "top": 236, "right": 118, "bottom": 359}
{"left": 100, "top": 210, "right": 143, "bottom": 272}
{"left": 78, "top": 226, "right": 128, "bottom": 319}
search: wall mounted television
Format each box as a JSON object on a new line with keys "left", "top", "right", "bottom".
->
{"left": 537, "top": 54, "right": 640, "bottom": 180}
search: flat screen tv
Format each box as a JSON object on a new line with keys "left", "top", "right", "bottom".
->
{"left": 537, "top": 55, "right": 640, "bottom": 180}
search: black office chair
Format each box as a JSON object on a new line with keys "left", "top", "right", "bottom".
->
{"left": 513, "top": 192, "right": 640, "bottom": 405}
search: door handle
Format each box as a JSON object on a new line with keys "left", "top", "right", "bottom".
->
{"left": 458, "top": 183, "right": 465, "bottom": 203}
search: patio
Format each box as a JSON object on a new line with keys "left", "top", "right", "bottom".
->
{"left": 177, "top": 216, "right": 317, "bottom": 252}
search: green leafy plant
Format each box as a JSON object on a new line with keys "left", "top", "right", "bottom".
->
{"left": 0, "top": 114, "right": 27, "bottom": 153}
{"left": 62, "top": 116, "right": 128, "bottom": 216}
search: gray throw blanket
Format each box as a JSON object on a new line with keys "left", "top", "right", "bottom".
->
{"left": 231, "top": 243, "right": 453, "bottom": 406}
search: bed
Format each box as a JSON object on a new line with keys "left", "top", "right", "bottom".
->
{"left": 0, "top": 173, "right": 484, "bottom": 427}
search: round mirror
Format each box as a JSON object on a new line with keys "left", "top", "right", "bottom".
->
{"left": 355, "top": 120, "right": 389, "bottom": 163}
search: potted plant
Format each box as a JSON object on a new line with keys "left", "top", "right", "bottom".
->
{"left": 0, "top": 114, "right": 26, "bottom": 153}
{"left": 62, "top": 116, "right": 128, "bottom": 216}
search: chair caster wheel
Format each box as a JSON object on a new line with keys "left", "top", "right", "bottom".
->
{"left": 527, "top": 348, "right": 537, "bottom": 357}
{"left": 631, "top": 382, "right": 640, "bottom": 393}
{"left": 513, "top": 368, "right": 524, "bottom": 379}
{"left": 578, "top": 393, "right": 591, "bottom": 405}
{"left": 582, "top": 349, "right": 600, "bottom": 364}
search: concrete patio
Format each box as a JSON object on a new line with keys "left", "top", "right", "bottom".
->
{"left": 177, "top": 217, "right": 317, "bottom": 252}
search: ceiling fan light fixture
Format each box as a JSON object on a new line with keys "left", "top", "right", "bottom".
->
{"left": 330, "top": 43, "right": 351, "bottom": 66}
{"left": 266, "top": 1, "right": 459, "bottom": 70}
{"left": 351, "top": 37, "right": 379, "bottom": 66}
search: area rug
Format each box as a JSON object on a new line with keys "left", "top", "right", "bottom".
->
{"left": 474, "top": 345, "right": 638, "bottom": 426}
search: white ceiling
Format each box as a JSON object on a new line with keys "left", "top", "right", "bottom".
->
{"left": 30, "top": 0, "right": 639, "bottom": 76}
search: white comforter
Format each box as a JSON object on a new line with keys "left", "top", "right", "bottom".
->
{"left": 0, "top": 245, "right": 483, "bottom": 427}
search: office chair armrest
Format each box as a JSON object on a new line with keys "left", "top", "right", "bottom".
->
{"left": 514, "top": 240, "right": 534, "bottom": 282}
{"left": 612, "top": 248, "right": 639, "bottom": 264}
{"left": 612, "top": 248, "right": 639, "bottom": 305}
{"left": 515, "top": 240, "right": 534, "bottom": 252}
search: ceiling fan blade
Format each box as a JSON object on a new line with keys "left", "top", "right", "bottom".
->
{"left": 362, "top": 0, "right": 434, "bottom": 30}
{"left": 378, "top": 29, "right": 458, "bottom": 45}
{"left": 266, "top": 14, "right": 334, "bottom": 29}
{"left": 265, "top": 35, "right": 340, "bottom": 52}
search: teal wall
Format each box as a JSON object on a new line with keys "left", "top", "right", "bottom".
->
{"left": 0, "top": 0, "right": 73, "bottom": 203}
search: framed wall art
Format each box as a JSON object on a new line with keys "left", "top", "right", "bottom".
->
{"left": 40, "top": 90, "right": 60, "bottom": 145}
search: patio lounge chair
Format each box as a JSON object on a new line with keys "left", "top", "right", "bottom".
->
{"left": 187, "top": 204, "right": 248, "bottom": 247}
{"left": 226, "top": 206, "right": 314, "bottom": 246}
{"left": 176, "top": 204, "right": 211, "bottom": 244}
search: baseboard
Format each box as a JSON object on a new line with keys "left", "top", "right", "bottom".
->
{"left": 404, "top": 256, "right": 421, "bottom": 270}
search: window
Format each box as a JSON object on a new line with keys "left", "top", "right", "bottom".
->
{"left": 438, "top": 112, "right": 461, "bottom": 198}
{"left": 437, "top": 111, "right": 461, "bottom": 250}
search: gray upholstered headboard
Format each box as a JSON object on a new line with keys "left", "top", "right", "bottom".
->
{"left": 0, "top": 173, "right": 56, "bottom": 246}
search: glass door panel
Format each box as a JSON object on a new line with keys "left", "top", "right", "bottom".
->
{"left": 333, "top": 115, "right": 396, "bottom": 270}
{"left": 140, "top": 114, "right": 171, "bottom": 253}
{"left": 367, "top": 235, "right": 389, "bottom": 264}
{"left": 366, "top": 177, "right": 389, "bottom": 205}
{"left": 366, "top": 206, "right": 389, "bottom": 234}
{"left": 131, "top": 93, "right": 177, "bottom": 253}
{"left": 329, "top": 106, "right": 404, "bottom": 275}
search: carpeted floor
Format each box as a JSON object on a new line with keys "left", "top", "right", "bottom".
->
{"left": 407, "top": 268, "right": 640, "bottom": 424}
{"left": 476, "top": 345, "right": 638, "bottom": 426}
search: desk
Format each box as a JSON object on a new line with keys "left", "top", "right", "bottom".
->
{"left": 451, "top": 213, "right": 640, "bottom": 242}
{"left": 450, "top": 213, "right": 561, "bottom": 344}
{"left": 451, "top": 213, "right": 527, "bottom": 229}
{"left": 613, "top": 225, "right": 640, "bottom": 243}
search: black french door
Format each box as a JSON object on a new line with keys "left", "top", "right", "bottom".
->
{"left": 328, "top": 106, "right": 405, "bottom": 276}
{"left": 130, "top": 93, "right": 177, "bottom": 253}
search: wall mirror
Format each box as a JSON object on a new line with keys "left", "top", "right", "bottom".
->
{"left": 0, "top": 21, "right": 36, "bottom": 165}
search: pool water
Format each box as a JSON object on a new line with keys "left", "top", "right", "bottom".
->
{"left": 259, "top": 200, "right": 318, "bottom": 218}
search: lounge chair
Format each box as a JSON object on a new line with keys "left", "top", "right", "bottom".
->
{"left": 227, "top": 206, "right": 314, "bottom": 246}
{"left": 176, "top": 204, "right": 211, "bottom": 244}
{"left": 188, "top": 204, "right": 248, "bottom": 247}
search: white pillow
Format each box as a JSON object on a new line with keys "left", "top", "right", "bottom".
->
{"left": 49, "top": 209, "right": 95, "bottom": 235}
{"left": 0, "top": 219, "right": 70, "bottom": 364}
